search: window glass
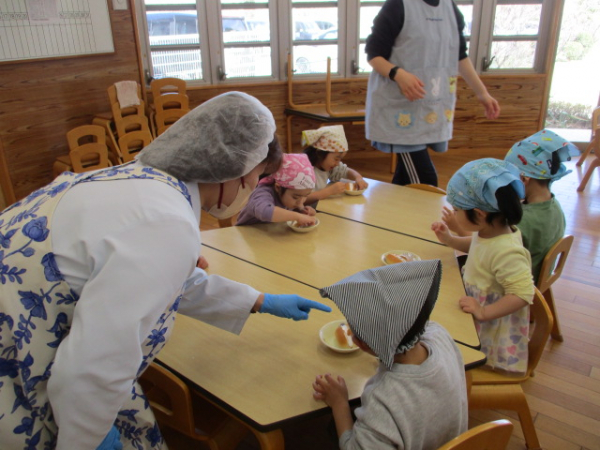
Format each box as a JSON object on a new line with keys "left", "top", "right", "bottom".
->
{"left": 494, "top": 4, "right": 541, "bottom": 36}
{"left": 224, "top": 47, "right": 271, "bottom": 78}
{"left": 151, "top": 49, "right": 202, "bottom": 80}
{"left": 489, "top": 40, "right": 536, "bottom": 69}
{"left": 222, "top": 9, "right": 270, "bottom": 43}
{"left": 456, "top": 4, "right": 473, "bottom": 38}
{"left": 293, "top": 44, "right": 337, "bottom": 74}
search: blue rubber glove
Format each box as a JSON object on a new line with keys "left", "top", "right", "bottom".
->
{"left": 260, "top": 294, "right": 332, "bottom": 320}
{"left": 96, "top": 426, "right": 123, "bottom": 450}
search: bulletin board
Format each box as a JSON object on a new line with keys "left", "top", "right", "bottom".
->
{"left": 0, "top": 0, "right": 114, "bottom": 62}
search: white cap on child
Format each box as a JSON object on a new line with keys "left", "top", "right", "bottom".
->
{"left": 301, "top": 125, "right": 348, "bottom": 152}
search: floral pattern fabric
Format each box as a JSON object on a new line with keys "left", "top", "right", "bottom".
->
{"left": 0, "top": 163, "right": 190, "bottom": 449}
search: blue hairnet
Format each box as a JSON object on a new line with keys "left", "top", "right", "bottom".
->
{"left": 138, "top": 91, "right": 276, "bottom": 183}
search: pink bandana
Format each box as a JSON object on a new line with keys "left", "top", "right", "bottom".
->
{"left": 259, "top": 153, "right": 316, "bottom": 189}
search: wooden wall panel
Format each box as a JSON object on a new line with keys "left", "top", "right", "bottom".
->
{"left": 0, "top": 7, "right": 141, "bottom": 204}
{"left": 0, "top": 3, "right": 547, "bottom": 205}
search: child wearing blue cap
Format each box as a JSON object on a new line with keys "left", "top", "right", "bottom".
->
{"left": 313, "top": 260, "right": 468, "bottom": 449}
{"left": 431, "top": 158, "right": 534, "bottom": 375}
{"left": 442, "top": 130, "right": 573, "bottom": 282}
{"left": 504, "top": 129, "right": 573, "bottom": 281}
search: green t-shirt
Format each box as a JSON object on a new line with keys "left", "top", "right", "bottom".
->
{"left": 518, "top": 196, "right": 566, "bottom": 282}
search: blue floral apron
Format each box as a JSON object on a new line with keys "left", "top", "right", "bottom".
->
{"left": 0, "top": 163, "right": 191, "bottom": 449}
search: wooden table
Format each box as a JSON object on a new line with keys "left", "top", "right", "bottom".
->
{"left": 201, "top": 213, "right": 479, "bottom": 349}
{"left": 316, "top": 178, "right": 448, "bottom": 243}
{"left": 158, "top": 248, "right": 485, "bottom": 448}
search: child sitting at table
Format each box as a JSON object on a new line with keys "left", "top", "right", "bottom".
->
{"left": 236, "top": 153, "right": 317, "bottom": 226}
{"left": 431, "top": 158, "right": 535, "bottom": 375}
{"left": 313, "top": 260, "right": 468, "bottom": 449}
{"left": 441, "top": 130, "right": 573, "bottom": 282}
{"left": 302, "top": 125, "right": 368, "bottom": 206}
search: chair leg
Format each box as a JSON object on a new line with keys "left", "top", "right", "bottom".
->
{"left": 286, "top": 115, "right": 294, "bottom": 153}
{"left": 577, "top": 156, "right": 600, "bottom": 192}
{"left": 576, "top": 138, "right": 594, "bottom": 167}
{"left": 248, "top": 428, "right": 285, "bottom": 450}
{"left": 208, "top": 418, "right": 250, "bottom": 450}
{"left": 469, "top": 384, "right": 541, "bottom": 450}
{"left": 543, "top": 288, "right": 563, "bottom": 342}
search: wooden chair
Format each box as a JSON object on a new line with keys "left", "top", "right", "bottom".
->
{"left": 61, "top": 125, "right": 111, "bottom": 173}
{"left": 468, "top": 288, "right": 553, "bottom": 450}
{"left": 577, "top": 112, "right": 600, "bottom": 191}
{"left": 406, "top": 183, "right": 447, "bottom": 195}
{"left": 107, "top": 82, "right": 151, "bottom": 139}
{"left": 576, "top": 105, "right": 599, "bottom": 167}
{"left": 154, "top": 96, "right": 189, "bottom": 136}
{"left": 285, "top": 53, "right": 365, "bottom": 152}
{"left": 437, "top": 420, "right": 514, "bottom": 450}
{"left": 150, "top": 78, "right": 189, "bottom": 136}
{"left": 138, "top": 362, "right": 249, "bottom": 450}
{"left": 118, "top": 129, "right": 153, "bottom": 163}
{"left": 536, "top": 234, "right": 573, "bottom": 341}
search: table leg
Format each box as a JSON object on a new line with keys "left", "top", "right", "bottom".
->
{"left": 249, "top": 428, "right": 285, "bottom": 450}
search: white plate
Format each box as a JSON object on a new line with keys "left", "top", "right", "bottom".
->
{"left": 381, "top": 250, "right": 421, "bottom": 265}
{"left": 319, "top": 319, "right": 360, "bottom": 353}
{"left": 286, "top": 217, "right": 320, "bottom": 233}
{"left": 344, "top": 182, "right": 366, "bottom": 196}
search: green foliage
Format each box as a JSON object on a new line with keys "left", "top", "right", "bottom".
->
{"left": 546, "top": 101, "right": 593, "bottom": 128}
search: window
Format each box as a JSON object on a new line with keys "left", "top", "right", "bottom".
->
{"left": 135, "top": 0, "right": 562, "bottom": 84}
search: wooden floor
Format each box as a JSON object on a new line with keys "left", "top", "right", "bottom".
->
{"left": 199, "top": 151, "right": 600, "bottom": 450}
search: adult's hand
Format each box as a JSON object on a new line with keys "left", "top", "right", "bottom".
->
{"left": 260, "top": 293, "right": 332, "bottom": 320}
{"left": 479, "top": 93, "right": 501, "bottom": 119}
{"left": 395, "top": 69, "right": 426, "bottom": 101}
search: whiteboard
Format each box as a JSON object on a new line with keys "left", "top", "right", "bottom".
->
{"left": 0, "top": 0, "right": 114, "bottom": 62}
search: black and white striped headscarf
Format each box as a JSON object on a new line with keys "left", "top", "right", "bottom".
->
{"left": 319, "top": 260, "right": 442, "bottom": 369}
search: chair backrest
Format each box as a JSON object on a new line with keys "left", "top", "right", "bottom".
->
{"left": 526, "top": 288, "right": 554, "bottom": 377}
{"left": 536, "top": 235, "right": 574, "bottom": 294}
{"left": 118, "top": 130, "right": 153, "bottom": 162}
{"left": 151, "top": 77, "right": 187, "bottom": 98}
{"left": 437, "top": 420, "right": 513, "bottom": 450}
{"left": 156, "top": 109, "right": 188, "bottom": 136}
{"left": 107, "top": 83, "right": 148, "bottom": 138}
{"left": 116, "top": 114, "right": 152, "bottom": 138}
{"left": 406, "top": 183, "right": 447, "bottom": 195}
{"left": 154, "top": 93, "right": 190, "bottom": 112}
{"left": 67, "top": 125, "right": 111, "bottom": 172}
{"left": 138, "top": 362, "right": 199, "bottom": 437}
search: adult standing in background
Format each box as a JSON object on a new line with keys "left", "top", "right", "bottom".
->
{"left": 0, "top": 92, "right": 331, "bottom": 450}
{"left": 365, "top": 0, "right": 501, "bottom": 186}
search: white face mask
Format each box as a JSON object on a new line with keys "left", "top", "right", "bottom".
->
{"left": 207, "top": 177, "right": 253, "bottom": 219}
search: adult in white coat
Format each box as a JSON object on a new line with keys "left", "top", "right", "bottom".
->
{"left": 0, "top": 91, "right": 331, "bottom": 450}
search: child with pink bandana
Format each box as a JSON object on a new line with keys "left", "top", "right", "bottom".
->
{"left": 236, "top": 153, "right": 317, "bottom": 226}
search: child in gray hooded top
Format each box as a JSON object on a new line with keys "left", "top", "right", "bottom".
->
{"left": 313, "top": 260, "right": 468, "bottom": 450}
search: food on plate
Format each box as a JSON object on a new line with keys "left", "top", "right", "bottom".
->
{"left": 293, "top": 221, "right": 314, "bottom": 228}
{"left": 335, "top": 323, "right": 354, "bottom": 348}
{"left": 345, "top": 182, "right": 357, "bottom": 191}
{"left": 385, "top": 252, "right": 413, "bottom": 264}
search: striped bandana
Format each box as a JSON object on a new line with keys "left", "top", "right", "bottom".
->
{"left": 319, "top": 260, "right": 442, "bottom": 369}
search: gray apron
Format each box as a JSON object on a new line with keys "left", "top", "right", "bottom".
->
{"left": 366, "top": 0, "right": 459, "bottom": 146}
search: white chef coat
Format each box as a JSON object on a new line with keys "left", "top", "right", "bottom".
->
{"left": 47, "top": 164, "right": 259, "bottom": 449}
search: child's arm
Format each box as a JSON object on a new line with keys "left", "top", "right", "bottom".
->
{"left": 431, "top": 221, "right": 472, "bottom": 253}
{"left": 271, "top": 206, "right": 316, "bottom": 226}
{"left": 441, "top": 206, "right": 470, "bottom": 237}
{"left": 346, "top": 168, "right": 369, "bottom": 190}
{"left": 305, "top": 182, "right": 347, "bottom": 204}
{"left": 459, "top": 294, "right": 529, "bottom": 321}
{"left": 313, "top": 374, "right": 354, "bottom": 438}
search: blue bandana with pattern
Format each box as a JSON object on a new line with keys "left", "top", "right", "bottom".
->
{"left": 446, "top": 158, "right": 525, "bottom": 212}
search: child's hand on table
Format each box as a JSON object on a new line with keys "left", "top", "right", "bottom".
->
{"left": 197, "top": 256, "right": 209, "bottom": 270}
{"left": 327, "top": 182, "right": 347, "bottom": 196}
{"left": 301, "top": 206, "right": 317, "bottom": 216}
{"left": 295, "top": 213, "right": 317, "bottom": 227}
{"left": 459, "top": 296, "right": 483, "bottom": 320}
{"left": 313, "top": 373, "right": 349, "bottom": 408}
{"left": 355, "top": 178, "right": 368, "bottom": 190}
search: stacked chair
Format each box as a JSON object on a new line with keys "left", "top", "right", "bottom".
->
{"left": 149, "top": 77, "right": 190, "bottom": 136}
{"left": 577, "top": 105, "right": 600, "bottom": 191}
{"left": 53, "top": 125, "right": 112, "bottom": 177}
